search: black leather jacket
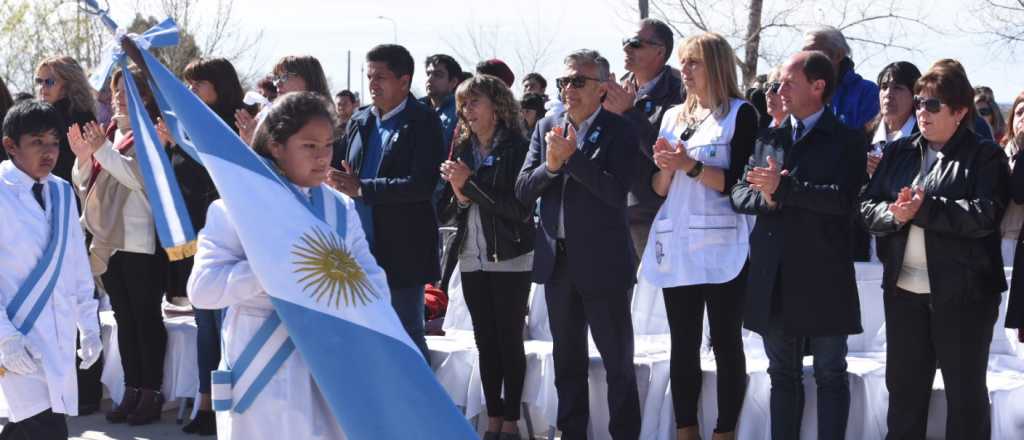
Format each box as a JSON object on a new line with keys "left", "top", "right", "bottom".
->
{"left": 860, "top": 125, "right": 1010, "bottom": 302}
{"left": 437, "top": 129, "right": 535, "bottom": 264}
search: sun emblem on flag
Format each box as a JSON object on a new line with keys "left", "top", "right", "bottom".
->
{"left": 291, "top": 227, "right": 377, "bottom": 308}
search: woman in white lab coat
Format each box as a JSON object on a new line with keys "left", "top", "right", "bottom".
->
{"left": 638, "top": 33, "right": 757, "bottom": 440}
{"left": 187, "top": 92, "right": 364, "bottom": 440}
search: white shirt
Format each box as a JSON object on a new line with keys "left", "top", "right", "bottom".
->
{"left": 0, "top": 160, "right": 98, "bottom": 421}
{"left": 896, "top": 147, "right": 941, "bottom": 294}
{"left": 872, "top": 115, "right": 917, "bottom": 146}
{"left": 370, "top": 98, "right": 408, "bottom": 123}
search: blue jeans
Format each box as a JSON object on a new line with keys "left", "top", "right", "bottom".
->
{"left": 195, "top": 308, "right": 224, "bottom": 394}
{"left": 762, "top": 331, "right": 850, "bottom": 440}
{"left": 390, "top": 285, "right": 429, "bottom": 361}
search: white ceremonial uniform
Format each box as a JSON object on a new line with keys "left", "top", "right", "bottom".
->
{"left": 639, "top": 99, "right": 754, "bottom": 288}
{"left": 188, "top": 186, "right": 377, "bottom": 440}
{"left": 0, "top": 160, "right": 98, "bottom": 422}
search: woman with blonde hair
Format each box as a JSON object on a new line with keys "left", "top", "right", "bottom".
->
{"left": 436, "top": 74, "right": 535, "bottom": 440}
{"left": 35, "top": 56, "right": 97, "bottom": 182}
{"left": 639, "top": 32, "right": 757, "bottom": 440}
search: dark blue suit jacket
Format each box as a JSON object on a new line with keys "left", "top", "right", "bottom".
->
{"left": 515, "top": 108, "right": 638, "bottom": 293}
{"left": 340, "top": 94, "right": 444, "bottom": 288}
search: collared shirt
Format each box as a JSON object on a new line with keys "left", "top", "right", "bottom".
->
{"left": 555, "top": 107, "right": 603, "bottom": 238}
{"left": 872, "top": 115, "right": 917, "bottom": 146}
{"left": 635, "top": 68, "right": 666, "bottom": 99}
{"left": 357, "top": 98, "right": 410, "bottom": 245}
{"left": 424, "top": 95, "right": 457, "bottom": 148}
{"left": 790, "top": 106, "right": 825, "bottom": 143}
{"left": 370, "top": 98, "right": 408, "bottom": 123}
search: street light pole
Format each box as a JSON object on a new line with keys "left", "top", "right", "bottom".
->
{"left": 377, "top": 15, "right": 398, "bottom": 43}
{"left": 639, "top": 0, "right": 649, "bottom": 18}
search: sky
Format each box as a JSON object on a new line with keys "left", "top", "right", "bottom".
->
{"left": 104, "top": 0, "right": 1024, "bottom": 104}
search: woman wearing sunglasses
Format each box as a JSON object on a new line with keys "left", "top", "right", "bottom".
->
{"left": 859, "top": 59, "right": 1009, "bottom": 439}
{"left": 235, "top": 55, "right": 330, "bottom": 144}
{"left": 975, "top": 86, "right": 1006, "bottom": 144}
{"left": 638, "top": 32, "right": 756, "bottom": 440}
{"left": 34, "top": 56, "right": 97, "bottom": 182}
{"left": 761, "top": 66, "right": 787, "bottom": 129}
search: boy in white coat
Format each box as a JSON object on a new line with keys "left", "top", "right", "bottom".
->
{"left": 0, "top": 101, "right": 101, "bottom": 439}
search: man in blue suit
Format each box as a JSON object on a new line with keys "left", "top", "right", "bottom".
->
{"left": 515, "top": 49, "right": 641, "bottom": 440}
{"left": 332, "top": 44, "right": 444, "bottom": 360}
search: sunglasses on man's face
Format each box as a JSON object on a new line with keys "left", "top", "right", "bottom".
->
{"left": 556, "top": 75, "right": 600, "bottom": 91}
{"left": 913, "top": 96, "right": 945, "bottom": 114}
{"left": 977, "top": 106, "right": 993, "bottom": 117}
{"left": 622, "top": 36, "right": 663, "bottom": 49}
{"left": 34, "top": 77, "right": 56, "bottom": 88}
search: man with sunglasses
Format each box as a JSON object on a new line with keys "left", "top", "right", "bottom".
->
{"left": 604, "top": 18, "right": 684, "bottom": 258}
{"left": 516, "top": 49, "right": 641, "bottom": 440}
{"left": 731, "top": 51, "right": 866, "bottom": 440}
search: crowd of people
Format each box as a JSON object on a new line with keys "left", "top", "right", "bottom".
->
{"left": 0, "top": 16, "right": 1021, "bottom": 440}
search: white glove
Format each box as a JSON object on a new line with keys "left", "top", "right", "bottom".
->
{"left": 77, "top": 333, "right": 102, "bottom": 370}
{"left": 0, "top": 335, "right": 38, "bottom": 376}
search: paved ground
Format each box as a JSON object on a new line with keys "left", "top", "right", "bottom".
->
{"left": 68, "top": 409, "right": 194, "bottom": 440}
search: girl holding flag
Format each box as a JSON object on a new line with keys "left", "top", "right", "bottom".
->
{"left": 68, "top": 66, "right": 169, "bottom": 426}
{"left": 187, "top": 91, "right": 385, "bottom": 439}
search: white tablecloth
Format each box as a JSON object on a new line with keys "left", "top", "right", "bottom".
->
{"left": 100, "top": 311, "right": 199, "bottom": 407}
{"left": 434, "top": 262, "right": 1024, "bottom": 439}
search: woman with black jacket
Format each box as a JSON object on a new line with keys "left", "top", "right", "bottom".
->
{"left": 859, "top": 60, "right": 1009, "bottom": 440}
{"left": 35, "top": 56, "right": 97, "bottom": 182}
{"left": 437, "top": 74, "right": 534, "bottom": 440}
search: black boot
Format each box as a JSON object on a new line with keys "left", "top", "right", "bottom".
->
{"left": 182, "top": 409, "right": 217, "bottom": 435}
{"left": 105, "top": 387, "right": 139, "bottom": 423}
{"left": 127, "top": 388, "right": 165, "bottom": 426}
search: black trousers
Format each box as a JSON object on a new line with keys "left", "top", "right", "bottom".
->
{"left": 102, "top": 250, "right": 168, "bottom": 391}
{"left": 75, "top": 327, "right": 104, "bottom": 408}
{"left": 662, "top": 264, "right": 748, "bottom": 432}
{"left": 884, "top": 288, "right": 999, "bottom": 440}
{"left": 0, "top": 409, "right": 68, "bottom": 440}
{"left": 461, "top": 270, "right": 531, "bottom": 421}
{"left": 545, "top": 245, "right": 641, "bottom": 440}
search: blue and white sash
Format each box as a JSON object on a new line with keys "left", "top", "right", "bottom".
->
{"left": 5, "top": 181, "right": 73, "bottom": 335}
{"left": 212, "top": 185, "right": 347, "bottom": 413}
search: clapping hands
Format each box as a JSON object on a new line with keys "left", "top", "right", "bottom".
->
{"left": 545, "top": 125, "right": 577, "bottom": 172}
{"left": 67, "top": 122, "right": 106, "bottom": 161}
{"left": 889, "top": 186, "right": 925, "bottom": 224}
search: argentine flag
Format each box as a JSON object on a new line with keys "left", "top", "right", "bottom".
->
{"left": 128, "top": 44, "right": 475, "bottom": 439}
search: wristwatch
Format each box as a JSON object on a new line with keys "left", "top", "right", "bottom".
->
{"left": 686, "top": 160, "right": 704, "bottom": 178}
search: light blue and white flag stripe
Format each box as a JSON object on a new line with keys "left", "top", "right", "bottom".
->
{"left": 121, "top": 64, "right": 197, "bottom": 260}
{"left": 132, "top": 42, "right": 475, "bottom": 440}
{"left": 6, "top": 181, "right": 72, "bottom": 334}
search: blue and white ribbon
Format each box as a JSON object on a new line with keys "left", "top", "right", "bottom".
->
{"left": 122, "top": 63, "right": 197, "bottom": 260}
{"left": 6, "top": 181, "right": 72, "bottom": 334}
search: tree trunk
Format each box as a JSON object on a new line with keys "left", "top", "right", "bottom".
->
{"left": 742, "top": 0, "right": 764, "bottom": 87}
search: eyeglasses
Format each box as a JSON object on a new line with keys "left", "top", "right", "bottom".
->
{"left": 977, "top": 107, "right": 993, "bottom": 117}
{"left": 273, "top": 72, "right": 298, "bottom": 87}
{"left": 34, "top": 77, "right": 56, "bottom": 88}
{"left": 556, "top": 75, "right": 601, "bottom": 91}
{"left": 622, "top": 36, "right": 664, "bottom": 49}
{"left": 913, "top": 96, "right": 945, "bottom": 114}
{"left": 765, "top": 82, "right": 781, "bottom": 95}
